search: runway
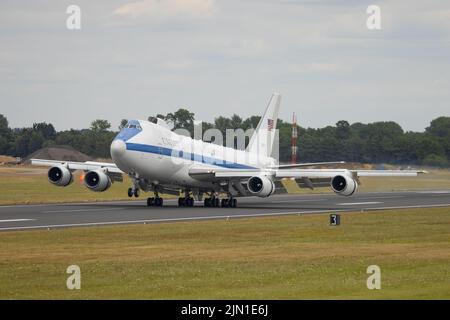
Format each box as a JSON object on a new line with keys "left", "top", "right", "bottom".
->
{"left": 1, "top": 190, "right": 450, "bottom": 231}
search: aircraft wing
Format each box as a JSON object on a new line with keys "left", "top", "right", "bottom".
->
{"left": 189, "top": 167, "right": 424, "bottom": 180}
{"left": 189, "top": 166, "right": 425, "bottom": 195}
{"left": 268, "top": 161, "right": 346, "bottom": 169}
{"left": 31, "top": 159, "right": 123, "bottom": 174}
{"left": 274, "top": 169, "right": 425, "bottom": 179}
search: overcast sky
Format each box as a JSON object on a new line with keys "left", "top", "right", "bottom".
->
{"left": 1, "top": 0, "right": 449, "bottom": 132}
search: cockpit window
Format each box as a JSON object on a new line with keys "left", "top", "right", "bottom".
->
{"left": 126, "top": 123, "right": 142, "bottom": 130}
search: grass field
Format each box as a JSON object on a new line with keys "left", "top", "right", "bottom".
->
{"left": 0, "top": 207, "right": 449, "bottom": 299}
{"left": 0, "top": 166, "right": 138, "bottom": 205}
{"left": 1, "top": 165, "right": 450, "bottom": 205}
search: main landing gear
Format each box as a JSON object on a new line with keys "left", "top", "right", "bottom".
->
{"left": 147, "top": 189, "right": 163, "bottom": 207}
{"left": 178, "top": 197, "right": 194, "bottom": 207}
{"left": 221, "top": 198, "right": 237, "bottom": 208}
{"left": 147, "top": 196, "right": 163, "bottom": 207}
{"left": 178, "top": 190, "right": 195, "bottom": 207}
{"left": 204, "top": 197, "right": 237, "bottom": 208}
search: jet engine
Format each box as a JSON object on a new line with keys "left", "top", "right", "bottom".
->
{"left": 84, "top": 169, "right": 111, "bottom": 192}
{"left": 47, "top": 165, "right": 73, "bottom": 187}
{"left": 247, "top": 176, "right": 275, "bottom": 198}
{"left": 331, "top": 174, "right": 358, "bottom": 196}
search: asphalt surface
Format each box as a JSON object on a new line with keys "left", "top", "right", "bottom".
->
{"left": 1, "top": 190, "right": 450, "bottom": 231}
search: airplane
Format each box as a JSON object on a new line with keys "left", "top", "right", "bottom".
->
{"left": 31, "top": 93, "right": 425, "bottom": 208}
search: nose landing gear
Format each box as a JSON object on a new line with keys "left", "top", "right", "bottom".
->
{"left": 127, "top": 187, "right": 140, "bottom": 198}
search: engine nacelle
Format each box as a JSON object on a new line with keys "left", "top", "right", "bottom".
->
{"left": 331, "top": 174, "right": 358, "bottom": 196}
{"left": 247, "top": 175, "right": 275, "bottom": 198}
{"left": 48, "top": 166, "right": 73, "bottom": 187}
{"left": 84, "top": 169, "right": 111, "bottom": 192}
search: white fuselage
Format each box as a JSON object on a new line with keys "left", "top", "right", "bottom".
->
{"left": 110, "top": 120, "right": 275, "bottom": 191}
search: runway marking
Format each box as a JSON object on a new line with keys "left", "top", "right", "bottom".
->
{"left": 338, "top": 202, "right": 382, "bottom": 206}
{"left": 0, "top": 219, "right": 34, "bottom": 223}
{"left": 41, "top": 208, "right": 125, "bottom": 214}
{"left": 0, "top": 209, "right": 347, "bottom": 231}
{"left": 355, "top": 196, "right": 403, "bottom": 200}
{"left": 0, "top": 202, "right": 135, "bottom": 209}
{"left": 366, "top": 203, "right": 450, "bottom": 211}
{"left": 0, "top": 199, "right": 174, "bottom": 209}
{"left": 415, "top": 191, "right": 450, "bottom": 194}
{"left": 270, "top": 199, "right": 325, "bottom": 203}
{"left": 2, "top": 202, "right": 450, "bottom": 232}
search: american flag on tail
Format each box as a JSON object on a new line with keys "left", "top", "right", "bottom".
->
{"left": 267, "top": 119, "right": 274, "bottom": 131}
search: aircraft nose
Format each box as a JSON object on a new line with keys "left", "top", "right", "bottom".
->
{"left": 110, "top": 139, "right": 126, "bottom": 159}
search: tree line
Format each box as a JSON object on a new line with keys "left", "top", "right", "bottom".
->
{"left": 0, "top": 111, "right": 449, "bottom": 167}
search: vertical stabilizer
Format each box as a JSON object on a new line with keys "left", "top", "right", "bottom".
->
{"left": 246, "top": 93, "right": 281, "bottom": 158}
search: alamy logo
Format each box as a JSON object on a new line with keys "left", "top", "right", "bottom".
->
{"left": 66, "top": 5, "right": 81, "bottom": 30}
{"left": 66, "top": 265, "right": 81, "bottom": 290}
{"left": 366, "top": 265, "right": 381, "bottom": 290}
{"left": 366, "top": 5, "right": 381, "bottom": 30}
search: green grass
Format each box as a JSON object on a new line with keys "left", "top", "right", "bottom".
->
{"left": 0, "top": 167, "right": 142, "bottom": 205}
{"left": 0, "top": 208, "right": 449, "bottom": 299}
{"left": 1, "top": 166, "right": 449, "bottom": 205}
{"left": 358, "top": 169, "right": 450, "bottom": 192}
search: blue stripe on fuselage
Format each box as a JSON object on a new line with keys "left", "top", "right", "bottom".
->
{"left": 125, "top": 142, "right": 257, "bottom": 170}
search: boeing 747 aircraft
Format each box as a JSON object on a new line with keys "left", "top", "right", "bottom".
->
{"left": 32, "top": 93, "right": 424, "bottom": 207}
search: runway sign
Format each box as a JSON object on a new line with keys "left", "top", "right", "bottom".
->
{"left": 330, "top": 214, "right": 341, "bottom": 226}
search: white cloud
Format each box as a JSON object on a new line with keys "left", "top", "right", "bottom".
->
{"left": 113, "top": 0, "right": 215, "bottom": 19}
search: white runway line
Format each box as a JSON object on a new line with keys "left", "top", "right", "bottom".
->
{"left": 337, "top": 202, "right": 382, "bottom": 206}
{"left": 0, "top": 219, "right": 34, "bottom": 223}
{"left": 355, "top": 196, "right": 404, "bottom": 200}
{"left": 415, "top": 190, "right": 450, "bottom": 194}
{"left": 366, "top": 203, "right": 450, "bottom": 211}
{"left": 41, "top": 208, "right": 125, "bottom": 214}
{"left": 270, "top": 199, "right": 325, "bottom": 203}
{"left": 0, "top": 209, "right": 347, "bottom": 231}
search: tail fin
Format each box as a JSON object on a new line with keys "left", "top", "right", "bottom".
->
{"left": 246, "top": 93, "right": 281, "bottom": 157}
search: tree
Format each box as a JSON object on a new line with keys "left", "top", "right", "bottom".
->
{"left": 242, "top": 116, "right": 261, "bottom": 130}
{"left": 119, "top": 119, "right": 128, "bottom": 130}
{"left": 0, "top": 114, "right": 9, "bottom": 135}
{"left": 90, "top": 119, "right": 111, "bottom": 133}
{"left": 426, "top": 117, "right": 450, "bottom": 138}
{"left": 32, "top": 122, "right": 56, "bottom": 140}
{"left": 214, "top": 116, "right": 232, "bottom": 137}
{"left": 28, "top": 131, "right": 45, "bottom": 154}
{"left": 0, "top": 114, "right": 11, "bottom": 154}
{"left": 165, "top": 109, "right": 194, "bottom": 130}
{"left": 336, "top": 120, "right": 350, "bottom": 139}
{"left": 422, "top": 154, "right": 449, "bottom": 168}
{"left": 230, "top": 114, "right": 243, "bottom": 129}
